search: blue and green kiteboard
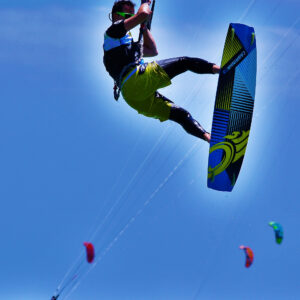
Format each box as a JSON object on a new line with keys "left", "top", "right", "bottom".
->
{"left": 207, "top": 23, "right": 257, "bottom": 192}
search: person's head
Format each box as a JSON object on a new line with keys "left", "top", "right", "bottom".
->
{"left": 111, "top": 0, "right": 135, "bottom": 22}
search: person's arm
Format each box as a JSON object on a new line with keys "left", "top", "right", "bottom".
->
{"left": 143, "top": 28, "right": 158, "bottom": 57}
{"left": 124, "top": 3, "right": 152, "bottom": 32}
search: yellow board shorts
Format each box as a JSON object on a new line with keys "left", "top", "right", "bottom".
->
{"left": 121, "top": 62, "right": 172, "bottom": 122}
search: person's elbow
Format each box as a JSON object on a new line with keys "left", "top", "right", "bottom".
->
{"left": 144, "top": 52, "right": 158, "bottom": 57}
{"left": 150, "top": 48, "right": 158, "bottom": 56}
{"left": 143, "top": 48, "right": 158, "bottom": 57}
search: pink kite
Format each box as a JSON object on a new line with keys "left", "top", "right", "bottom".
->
{"left": 239, "top": 245, "right": 254, "bottom": 268}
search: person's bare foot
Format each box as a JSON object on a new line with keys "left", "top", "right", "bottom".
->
{"left": 212, "top": 64, "right": 220, "bottom": 74}
{"left": 203, "top": 132, "right": 211, "bottom": 143}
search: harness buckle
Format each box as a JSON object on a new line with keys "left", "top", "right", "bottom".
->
{"left": 113, "top": 82, "right": 120, "bottom": 101}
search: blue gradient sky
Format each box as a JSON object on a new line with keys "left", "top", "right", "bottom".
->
{"left": 1, "top": 0, "right": 300, "bottom": 299}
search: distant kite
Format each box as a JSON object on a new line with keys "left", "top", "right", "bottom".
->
{"left": 239, "top": 245, "right": 254, "bottom": 268}
{"left": 269, "top": 222, "right": 283, "bottom": 244}
{"left": 83, "top": 242, "right": 95, "bottom": 263}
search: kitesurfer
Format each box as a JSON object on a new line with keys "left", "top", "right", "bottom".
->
{"left": 103, "top": 0, "right": 220, "bottom": 143}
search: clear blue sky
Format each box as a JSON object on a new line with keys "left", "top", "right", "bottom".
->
{"left": 1, "top": 0, "right": 300, "bottom": 299}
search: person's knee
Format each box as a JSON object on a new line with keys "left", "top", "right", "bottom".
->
{"left": 179, "top": 56, "right": 190, "bottom": 68}
{"left": 179, "top": 56, "right": 189, "bottom": 62}
{"left": 169, "top": 106, "right": 190, "bottom": 122}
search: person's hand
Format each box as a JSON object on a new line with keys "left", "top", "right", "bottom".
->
{"left": 138, "top": 1, "right": 152, "bottom": 17}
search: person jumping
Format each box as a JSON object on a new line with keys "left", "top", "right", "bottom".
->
{"left": 103, "top": 0, "right": 220, "bottom": 143}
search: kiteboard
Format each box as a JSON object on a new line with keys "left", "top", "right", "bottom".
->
{"left": 207, "top": 23, "right": 257, "bottom": 192}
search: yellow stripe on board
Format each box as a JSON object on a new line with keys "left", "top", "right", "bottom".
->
{"left": 221, "top": 28, "right": 243, "bottom": 68}
{"left": 215, "top": 79, "right": 232, "bottom": 110}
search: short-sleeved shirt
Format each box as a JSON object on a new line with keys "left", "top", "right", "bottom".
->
{"left": 103, "top": 20, "right": 142, "bottom": 83}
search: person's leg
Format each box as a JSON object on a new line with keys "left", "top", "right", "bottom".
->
{"left": 157, "top": 57, "right": 220, "bottom": 80}
{"left": 169, "top": 105, "right": 211, "bottom": 142}
{"left": 155, "top": 92, "right": 210, "bottom": 143}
